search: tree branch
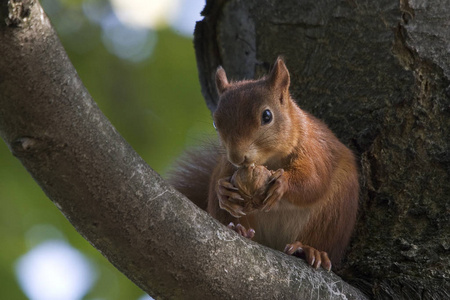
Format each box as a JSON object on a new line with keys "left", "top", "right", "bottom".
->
{"left": 0, "top": 1, "right": 367, "bottom": 299}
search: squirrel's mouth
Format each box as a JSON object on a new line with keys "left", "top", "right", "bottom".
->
{"left": 231, "top": 160, "right": 258, "bottom": 169}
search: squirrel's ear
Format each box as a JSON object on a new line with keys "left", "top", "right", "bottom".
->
{"left": 267, "top": 57, "right": 290, "bottom": 97}
{"left": 215, "top": 66, "right": 229, "bottom": 95}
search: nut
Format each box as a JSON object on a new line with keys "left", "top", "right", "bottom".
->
{"left": 230, "top": 164, "right": 273, "bottom": 210}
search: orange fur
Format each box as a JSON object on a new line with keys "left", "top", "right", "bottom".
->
{"left": 169, "top": 58, "right": 359, "bottom": 267}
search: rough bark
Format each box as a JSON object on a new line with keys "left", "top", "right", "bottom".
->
{"left": 0, "top": 1, "right": 367, "bottom": 299}
{"left": 195, "top": 0, "right": 450, "bottom": 299}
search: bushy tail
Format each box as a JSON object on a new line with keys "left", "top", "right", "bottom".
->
{"left": 166, "top": 142, "right": 221, "bottom": 211}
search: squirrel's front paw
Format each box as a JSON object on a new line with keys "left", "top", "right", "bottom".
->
{"left": 262, "top": 169, "right": 288, "bottom": 212}
{"left": 217, "top": 177, "right": 247, "bottom": 218}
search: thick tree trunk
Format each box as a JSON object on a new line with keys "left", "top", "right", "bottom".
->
{"left": 0, "top": 1, "right": 367, "bottom": 299}
{"left": 195, "top": 0, "right": 450, "bottom": 299}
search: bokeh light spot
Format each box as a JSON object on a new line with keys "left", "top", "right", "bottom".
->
{"left": 15, "top": 240, "right": 97, "bottom": 300}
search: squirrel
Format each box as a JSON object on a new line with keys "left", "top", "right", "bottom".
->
{"left": 168, "top": 57, "right": 359, "bottom": 271}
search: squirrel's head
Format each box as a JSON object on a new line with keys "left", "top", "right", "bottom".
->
{"left": 213, "top": 57, "right": 300, "bottom": 168}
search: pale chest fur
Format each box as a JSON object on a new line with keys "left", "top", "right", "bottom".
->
{"left": 247, "top": 199, "right": 312, "bottom": 251}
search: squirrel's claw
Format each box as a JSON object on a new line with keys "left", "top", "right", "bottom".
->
{"left": 227, "top": 222, "right": 255, "bottom": 239}
{"left": 284, "top": 242, "right": 332, "bottom": 271}
{"left": 217, "top": 177, "right": 248, "bottom": 217}
{"left": 219, "top": 200, "right": 246, "bottom": 217}
{"left": 263, "top": 169, "right": 287, "bottom": 211}
{"left": 218, "top": 178, "right": 239, "bottom": 191}
{"left": 218, "top": 178, "right": 244, "bottom": 201}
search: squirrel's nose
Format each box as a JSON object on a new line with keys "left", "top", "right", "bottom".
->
{"left": 228, "top": 152, "right": 249, "bottom": 167}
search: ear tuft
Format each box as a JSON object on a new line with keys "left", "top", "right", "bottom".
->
{"left": 215, "top": 66, "right": 229, "bottom": 95}
{"left": 267, "top": 57, "right": 290, "bottom": 95}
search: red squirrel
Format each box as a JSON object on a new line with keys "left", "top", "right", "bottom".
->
{"left": 169, "top": 58, "right": 359, "bottom": 270}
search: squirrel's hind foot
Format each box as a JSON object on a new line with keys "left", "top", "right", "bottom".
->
{"left": 284, "top": 242, "right": 332, "bottom": 271}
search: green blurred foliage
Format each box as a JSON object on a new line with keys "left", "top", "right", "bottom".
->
{"left": 0, "top": 1, "right": 213, "bottom": 299}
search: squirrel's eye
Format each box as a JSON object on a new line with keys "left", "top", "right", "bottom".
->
{"left": 213, "top": 121, "right": 217, "bottom": 130}
{"left": 261, "top": 109, "right": 273, "bottom": 125}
